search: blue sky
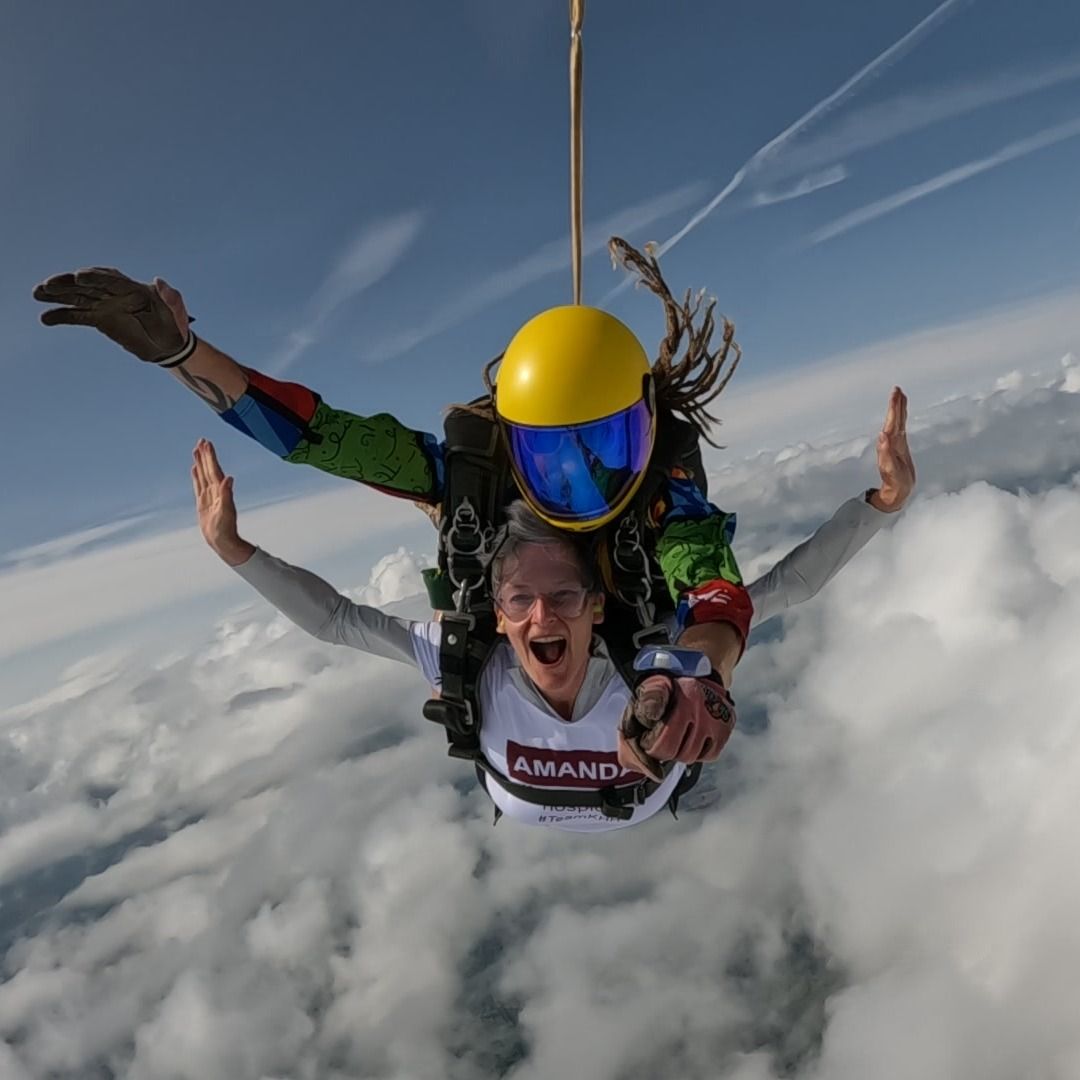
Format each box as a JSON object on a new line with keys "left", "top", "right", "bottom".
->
{"left": 4, "top": 0, "right": 1080, "bottom": 549}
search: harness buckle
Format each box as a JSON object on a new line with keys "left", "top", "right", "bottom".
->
{"left": 632, "top": 622, "right": 670, "bottom": 648}
{"left": 422, "top": 695, "right": 476, "bottom": 740}
{"left": 439, "top": 610, "right": 476, "bottom": 632}
{"left": 598, "top": 779, "right": 654, "bottom": 820}
{"left": 598, "top": 788, "right": 635, "bottom": 821}
{"left": 444, "top": 496, "right": 496, "bottom": 596}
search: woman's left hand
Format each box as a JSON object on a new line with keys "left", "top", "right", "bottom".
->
{"left": 870, "top": 386, "right": 916, "bottom": 513}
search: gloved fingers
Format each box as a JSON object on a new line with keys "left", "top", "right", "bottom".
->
{"left": 616, "top": 730, "right": 665, "bottom": 783}
{"left": 632, "top": 674, "right": 672, "bottom": 729}
{"left": 33, "top": 277, "right": 108, "bottom": 306}
{"left": 38, "top": 307, "right": 97, "bottom": 327}
{"left": 696, "top": 734, "right": 721, "bottom": 762}
{"left": 71, "top": 267, "right": 138, "bottom": 295}
{"left": 672, "top": 723, "right": 711, "bottom": 764}
{"left": 641, "top": 715, "right": 696, "bottom": 762}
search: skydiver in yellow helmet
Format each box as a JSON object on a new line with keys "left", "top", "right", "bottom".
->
{"left": 495, "top": 305, "right": 656, "bottom": 532}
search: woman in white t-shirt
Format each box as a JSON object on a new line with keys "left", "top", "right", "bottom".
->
{"left": 192, "top": 423, "right": 908, "bottom": 831}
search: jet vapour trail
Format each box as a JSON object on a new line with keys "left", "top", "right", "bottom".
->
{"left": 604, "top": 0, "right": 972, "bottom": 300}
{"left": 809, "top": 114, "right": 1080, "bottom": 244}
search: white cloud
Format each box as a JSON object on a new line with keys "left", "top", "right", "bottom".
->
{"left": 1, "top": 514, "right": 155, "bottom": 568}
{"left": 0, "top": 484, "right": 420, "bottom": 662}
{"left": 709, "top": 282, "right": 1080, "bottom": 457}
{"left": 7, "top": 334, "right": 1080, "bottom": 1077}
{"left": 769, "top": 56, "right": 1080, "bottom": 181}
{"left": 313, "top": 213, "right": 425, "bottom": 323}
{"left": 751, "top": 165, "right": 849, "bottom": 207}
{"left": 604, "top": 0, "right": 968, "bottom": 293}
{"left": 269, "top": 210, "right": 425, "bottom": 372}
{"left": 809, "top": 115, "right": 1080, "bottom": 244}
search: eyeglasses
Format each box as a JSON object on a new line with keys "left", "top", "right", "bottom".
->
{"left": 495, "top": 586, "right": 591, "bottom": 623}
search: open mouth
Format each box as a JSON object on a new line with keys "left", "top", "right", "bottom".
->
{"left": 529, "top": 636, "right": 568, "bottom": 666}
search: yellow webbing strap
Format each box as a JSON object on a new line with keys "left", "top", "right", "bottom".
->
{"left": 569, "top": 0, "right": 585, "bottom": 305}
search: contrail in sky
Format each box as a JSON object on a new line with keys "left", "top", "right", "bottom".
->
{"left": 605, "top": 0, "right": 972, "bottom": 300}
{"left": 809, "top": 115, "right": 1080, "bottom": 244}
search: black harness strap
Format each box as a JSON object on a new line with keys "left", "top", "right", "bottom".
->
{"left": 474, "top": 759, "right": 660, "bottom": 821}
{"left": 475, "top": 758, "right": 704, "bottom": 822}
{"left": 422, "top": 404, "right": 509, "bottom": 757}
{"left": 439, "top": 405, "right": 512, "bottom": 596}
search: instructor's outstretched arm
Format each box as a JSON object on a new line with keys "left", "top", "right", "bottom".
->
{"left": 34, "top": 268, "right": 444, "bottom": 503}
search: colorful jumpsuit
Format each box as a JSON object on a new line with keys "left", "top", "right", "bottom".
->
{"left": 219, "top": 366, "right": 754, "bottom": 643}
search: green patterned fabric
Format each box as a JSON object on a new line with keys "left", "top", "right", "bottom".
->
{"left": 285, "top": 403, "right": 439, "bottom": 499}
{"left": 654, "top": 514, "right": 744, "bottom": 601}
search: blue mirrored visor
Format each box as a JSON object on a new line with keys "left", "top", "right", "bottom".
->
{"left": 505, "top": 398, "right": 654, "bottom": 525}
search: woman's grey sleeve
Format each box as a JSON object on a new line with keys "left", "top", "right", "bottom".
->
{"left": 746, "top": 494, "right": 895, "bottom": 630}
{"left": 232, "top": 547, "right": 424, "bottom": 668}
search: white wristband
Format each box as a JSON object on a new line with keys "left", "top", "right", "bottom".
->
{"left": 157, "top": 332, "right": 199, "bottom": 368}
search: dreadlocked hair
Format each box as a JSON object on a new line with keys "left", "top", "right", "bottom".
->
{"left": 446, "top": 237, "right": 741, "bottom": 447}
{"left": 607, "top": 236, "right": 740, "bottom": 448}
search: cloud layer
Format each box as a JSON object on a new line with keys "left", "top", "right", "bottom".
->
{"left": 4, "top": 356, "right": 1080, "bottom": 1077}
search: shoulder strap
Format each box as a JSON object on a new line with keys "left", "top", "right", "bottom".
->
{"left": 422, "top": 609, "right": 497, "bottom": 757}
{"left": 599, "top": 408, "right": 709, "bottom": 640}
{"left": 437, "top": 405, "right": 512, "bottom": 605}
{"left": 423, "top": 404, "right": 509, "bottom": 756}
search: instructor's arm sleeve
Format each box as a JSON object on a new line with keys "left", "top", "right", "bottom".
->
{"left": 220, "top": 366, "right": 445, "bottom": 503}
{"left": 233, "top": 547, "right": 440, "bottom": 672}
{"left": 746, "top": 494, "right": 894, "bottom": 630}
{"left": 651, "top": 473, "right": 753, "bottom": 642}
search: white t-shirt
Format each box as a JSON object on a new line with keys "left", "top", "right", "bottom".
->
{"left": 408, "top": 622, "right": 684, "bottom": 832}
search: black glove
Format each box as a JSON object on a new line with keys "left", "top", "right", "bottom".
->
{"left": 33, "top": 267, "right": 195, "bottom": 365}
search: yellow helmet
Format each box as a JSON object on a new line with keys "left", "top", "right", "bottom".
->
{"left": 496, "top": 305, "right": 656, "bottom": 531}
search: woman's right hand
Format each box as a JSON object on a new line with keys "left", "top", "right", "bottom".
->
{"left": 191, "top": 438, "right": 254, "bottom": 566}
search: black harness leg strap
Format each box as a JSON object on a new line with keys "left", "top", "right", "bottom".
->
{"left": 472, "top": 757, "right": 663, "bottom": 821}
{"left": 422, "top": 611, "right": 479, "bottom": 749}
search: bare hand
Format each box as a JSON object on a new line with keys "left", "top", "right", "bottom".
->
{"left": 191, "top": 439, "right": 252, "bottom": 565}
{"left": 870, "top": 387, "right": 916, "bottom": 513}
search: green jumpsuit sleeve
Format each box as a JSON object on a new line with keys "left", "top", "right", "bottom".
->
{"left": 220, "top": 366, "right": 445, "bottom": 502}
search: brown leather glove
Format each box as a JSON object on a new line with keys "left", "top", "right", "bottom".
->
{"left": 618, "top": 673, "right": 736, "bottom": 783}
{"left": 33, "top": 267, "right": 194, "bottom": 365}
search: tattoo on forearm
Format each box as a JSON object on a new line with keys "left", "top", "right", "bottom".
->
{"left": 173, "top": 365, "right": 235, "bottom": 413}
